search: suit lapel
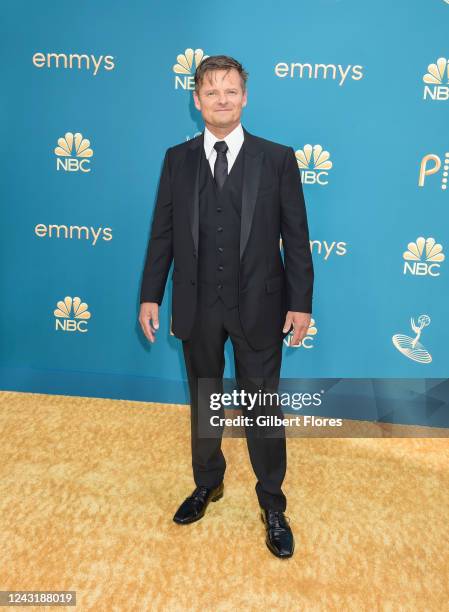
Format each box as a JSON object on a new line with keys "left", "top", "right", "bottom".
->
{"left": 240, "top": 127, "right": 264, "bottom": 260}
{"left": 186, "top": 125, "right": 264, "bottom": 262}
{"left": 185, "top": 134, "right": 202, "bottom": 259}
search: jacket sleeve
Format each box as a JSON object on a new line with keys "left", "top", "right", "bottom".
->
{"left": 139, "top": 148, "right": 173, "bottom": 305}
{"left": 280, "top": 146, "right": 314, "bottom": 313}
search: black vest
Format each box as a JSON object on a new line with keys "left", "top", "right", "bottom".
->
{"left": 197, "top": 141, "right": 245, "bottom": 308}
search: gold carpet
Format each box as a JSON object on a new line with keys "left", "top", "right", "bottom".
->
{"left": 1, "top": 390, "right": 448, "bottom": 611}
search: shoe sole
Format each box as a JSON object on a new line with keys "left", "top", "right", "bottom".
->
{"left": 260, "top": 511, "right": 294, "bottom": 558}
{"left": 173, "top": 488, "right": 224, "bottom": 525}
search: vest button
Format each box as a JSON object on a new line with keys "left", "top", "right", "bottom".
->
{"left": 217, "top": 226, "right": 223, "bottom": 232}
{"left": 218, "top": 247, "right": 224, "bottom": 252}
{"left": 217, "top": 284, "right": 223, "bottom": 290}
{"left": 216, "top": 207, "right": 222, "bottom": 212}
{"left": 217, "top": 265, "right": 223, "bottom": 271}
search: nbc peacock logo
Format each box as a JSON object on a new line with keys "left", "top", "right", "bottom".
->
{"left": 54, "top": 132, "right": 94, "bottom": 173}
{"left": 295, "top": 145, "right": 333, "bottom": 185}
{"left": 283, "top": 318, "right": 318, "bottom": 349}
{"left": 403, "top": 237, "right": 445, "bottom": 276}
{"left": 54, "top": 296, "right": 91, "bottom": 333}
{"left": 392, "top": 315, "right": 432, "bottom": 364}
{"left": 419, "top": 152, "right": 449, "bottom": 190}
{"left": 422, "top": 57, "right": 449, "bottom": 101}
{"left": 173, "top": 48, "right": 209, "bottom": 90}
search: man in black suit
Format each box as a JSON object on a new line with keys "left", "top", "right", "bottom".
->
{"left": 139, "top": 55, "right": 314, "bottom": 558}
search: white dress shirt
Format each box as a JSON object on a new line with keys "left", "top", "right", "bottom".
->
{"left": 203, "top": 122, "right": 244, "bottom": 176}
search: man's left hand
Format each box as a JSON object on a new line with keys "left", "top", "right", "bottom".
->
{"left": 282, "top": 311, "right": 311, "bottom": 346}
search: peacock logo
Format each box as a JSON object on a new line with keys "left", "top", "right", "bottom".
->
{"left": 295, "top": 145, "right": 333, "bottom": 186}
{"left": 54, "top": 296, "right": 91, "bottom": 332}
{"left": 403, "top": 237, "right": 445, "bottom": 276}
{"left": 173, "top": 48, "right": 209, "bottom": 90}
{"left": 55, "top": 132, "right": 93, "bottom": 173}
{"left": 423, "top": 57, "right": 449, "bottom": 101}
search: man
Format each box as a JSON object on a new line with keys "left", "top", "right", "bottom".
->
{"left": 139, "top": 55, "right": 314, "bottom": 558}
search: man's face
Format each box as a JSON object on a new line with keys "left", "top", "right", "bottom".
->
{"left": 193, "top": 68, "right": 247, "bottom": 129}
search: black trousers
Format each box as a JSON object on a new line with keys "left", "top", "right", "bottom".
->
{"left": 181, "top": 284, "right": 287, "bottom": 511}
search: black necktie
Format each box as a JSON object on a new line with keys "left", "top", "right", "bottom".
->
{"left": 213, "top": 141, "right": 228, "bottom": 190}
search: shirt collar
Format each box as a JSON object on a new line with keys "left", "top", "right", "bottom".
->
{"left": 204, "top": 122, "right": 244, "bottom": 161}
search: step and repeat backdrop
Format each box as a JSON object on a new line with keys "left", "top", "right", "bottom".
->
{"left": 1, "top": 1, "right": 448, "bottom": 426}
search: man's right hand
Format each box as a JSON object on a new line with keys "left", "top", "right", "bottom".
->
{"left": 139, "top": 302, "right": 159, "bottom": 343}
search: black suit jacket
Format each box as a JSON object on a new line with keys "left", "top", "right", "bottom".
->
{"left": 140, "top": 125, "right": 314, "bottom": 350}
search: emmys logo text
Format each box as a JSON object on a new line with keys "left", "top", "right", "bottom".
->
{"left": 33, "top": 52, "right": 115, "bottom": 75}
{"left": 274, "top": 61, "right": 363, "bottom": 85}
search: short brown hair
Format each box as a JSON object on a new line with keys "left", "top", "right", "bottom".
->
{"left": 194, "top": 55, "right": 249, "bottom": 93}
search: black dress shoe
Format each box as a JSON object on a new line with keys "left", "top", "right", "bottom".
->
{"left": 173, "top": 482, "right": 224, "bottom": 524}
{"left": 260, "top": 508, "right": 295, "bottom": 558}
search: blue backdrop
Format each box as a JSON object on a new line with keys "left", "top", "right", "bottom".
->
{"left": 1, "top": 1, "right": 448, "bottom": 426}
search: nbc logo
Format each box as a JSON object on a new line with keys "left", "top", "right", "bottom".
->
{"left": 295, "top": 145, "right": 333, "bottom": 185}
{"left": 403, "top": 237, "right": 445, "bottom": 276}
{"left": 419, "top": 152, "right": 449, "bottom": 190}
{"left": 55, "top": 132, "right": 93, "bottom": 172}
{"left": 284, "top": 318, "right": 318, "bottom": 348}
{"left": 392, "top": 315, "right": 432, "bottom": 364}
{"left": 422, "top": 57, "right": 449, "bottom": 101}
{"left": 54, "top": 296, "right": 91, "bottom": 332}
{"left": 173, "top": 48, "right": 209, "bottom": 90}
